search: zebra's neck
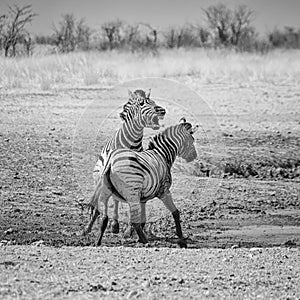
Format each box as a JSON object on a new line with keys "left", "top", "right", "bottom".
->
{"left": 151, "top": 135, "right": 178, "bottom": 167}
{"left": 112, "top": 119, "right": 144, "bottom": 151}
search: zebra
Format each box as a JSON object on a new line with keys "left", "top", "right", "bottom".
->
{"left": 83, "top": 118, "right": 198, "bottom": 248}
{"left": 93, "top": 89, "right": 166, "bottom": 234}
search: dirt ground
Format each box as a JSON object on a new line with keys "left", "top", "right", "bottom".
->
{"left": 0, "top": 77, "right": 299, "bottom": 298}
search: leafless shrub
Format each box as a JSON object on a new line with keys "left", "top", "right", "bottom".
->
{"left": 0, "top": 4, "right": 36, "bottom": 57}
{"left": 53, "top": 14, "right": 92, "bottom": 52}
{"left": 268, "top": 26, "right": 300, "bottom": 49}
{"left": 101, "top": 19, "right": 123, "bottom": 50}
{"left": 203, "top": 3, "right": 256, "bottom": 51}
{"left": 163, "top": 24, "right": 209, "bottom": 48}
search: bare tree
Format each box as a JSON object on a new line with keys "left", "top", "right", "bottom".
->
{"left": 76, "top": 18, "right": 92, "bottom": 50}
{"left": 22, "top": 31, "right": 33, "bottom": 56}
{"left": 53, "top": 14, "right": 92, "bottom": 52}
{"left": 203, "top": 3, "right": 232, "bottom": 46}
{"left": 230, "top": 5, "right": 254, "bottom": 45}
{"left": 203, "top": 3, "right": 255, "bottom": 49}
{"left": 191, "top": 24, "right": 210, "bottom": 46}
{"left": 122, "top": 23, "right": 139, "bottom": 50}
{"left": 139, "top": 23, "right": 158, "bottom": 48}
{"left": 0, "top": 4, "right": 36, "bottom": 57}
{"left": 101, "top": 20, "right": 123, "bottom": 50}
{"left": 164, "top": 27, "right": 184, "bottom": 48}
{"left": 0, "top": 14, "right": 6, "bottom": 50}
{"left": 53, "top": 14, "right": 76, "bottom": 52}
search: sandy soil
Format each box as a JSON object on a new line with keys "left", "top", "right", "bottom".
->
{"left": 1, "top": 245, "right": 299, "bottom": 299}
{"left": 0, "top": 77, "right": 299, "bottom": 298}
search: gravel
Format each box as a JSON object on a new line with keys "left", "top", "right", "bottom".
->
{"left": 1, "top": 245, "right": 299, "bottom": 299}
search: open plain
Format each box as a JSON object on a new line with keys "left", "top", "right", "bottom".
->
{"left": 0, "top": 49, "right": 299, "bottom": 299}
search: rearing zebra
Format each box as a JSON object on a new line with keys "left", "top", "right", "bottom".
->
{"left": 93, "top": 89, "right": 166, "bottom": 233}
{"left": 84, "top": 118, "right": 198, "bottom": 248}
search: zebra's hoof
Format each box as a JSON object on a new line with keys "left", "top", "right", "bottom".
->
{"left": 138, "top": 238, "right": 149, "bottom": 244}
{"left": 177, "top": 239, "right": 187, "bottom": 248}
{"left": 111, "top": 220, "right": 120, "bottom": 234}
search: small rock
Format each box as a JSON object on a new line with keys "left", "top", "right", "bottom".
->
{"left": 249, "top": 247, "right": 262, "bottom": 252}
{"left": 89, "top": 283, "right": 106, "bottom": 292}
{"left": 31, "top": 240, "right": 45, "bottom": 247}
{"left": 0, "top": 240, "right": 9, "bottom": 246}
{"left": 142, "top": 280, "right": 150, "bottom": 288}
{"left": 127, "top": 290, "right": 139, "bottom": 298}
{"left": 52, "top": 190, "right": 63, "bottom": 196}
{"left": 4, "top": 228, "right": 14, "bottom": 235}
{"left": 231, "top": 244, "right": 239, "bottom": 249}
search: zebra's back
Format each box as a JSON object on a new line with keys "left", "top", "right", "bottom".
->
{"left": 107, "top": 148, "right": 171, "bottom": 203}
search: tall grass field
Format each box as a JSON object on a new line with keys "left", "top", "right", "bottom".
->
{"left": 1, "top": 48, "right": 300, "bottom": 91}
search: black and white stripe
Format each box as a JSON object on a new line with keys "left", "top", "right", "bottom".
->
{"left": 84, "top": 118, "right": 198, "bottom": 248}
{"left": 92, "top": 89, "right": 166, "bottom": 233}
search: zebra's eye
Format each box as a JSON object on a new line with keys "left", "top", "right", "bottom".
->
{"left": 139, "top": 98, "right": 145, "bottom": 106}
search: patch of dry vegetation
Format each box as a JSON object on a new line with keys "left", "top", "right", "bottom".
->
{"left": 1, "top": 49, "right": 300, "bottom": 91}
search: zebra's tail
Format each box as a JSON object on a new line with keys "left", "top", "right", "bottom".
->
{"left": 88, "top": 155, "right": 113, "bottom": 214}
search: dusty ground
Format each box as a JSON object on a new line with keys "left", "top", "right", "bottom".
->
{"left": 0, "top": 77, "right": 299, "bottom": 298}
{"left": 1, "top": 246, "right": 299, "bottom": 299}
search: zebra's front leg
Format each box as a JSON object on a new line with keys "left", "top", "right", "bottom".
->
{"left": 161, "top": 193, "right": 187, "bottom": 248}
{"left": 111, "top": 198, "right": 120, "bottom": 234}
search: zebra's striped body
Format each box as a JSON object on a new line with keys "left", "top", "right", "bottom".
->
{"left": 93, "top": 89, "right": 166, "bottom": 233}
{"left": 84, "top": 118, "right": 198, "bottom": 248}
{"left": 107, "top": 123, "right": 197, "bottom": 202}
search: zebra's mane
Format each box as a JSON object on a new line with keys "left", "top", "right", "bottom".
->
{"left": 147, "top": 123, "right": 192, "bottom": 150}
{"left": 132, "top": 89, "right": 149, "bottom": 100}
{"left": 119, "top": 101, "right": 139, "bottom": 121}
{"left": 119, "top": 89, "right": 149, "bottom": 121}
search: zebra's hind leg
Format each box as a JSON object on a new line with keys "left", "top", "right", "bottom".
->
{"left": 82, "top": 207, "right": 100, "bottom": 236}
{"left": 111, "top": 198, "right": 120, "bottom": 234}
{"left": 140, "top": 202, "right": 146, "bottom": 230}
{"left": 129, "top": 202, "right": 148, "bottom": 244}
{"left": 82, "top": 174, "right": 112, "bottom": 245}
{"left": 123, "top": 202, "right": 146, "bottom": 238}
{"left": 132, "top": 223, "right": 148, "bottom": 244}
{"left": 96, "top": 215, "right": 109, "bottom": 246}
{"left": 95, "top": 192, "right": 110, "bottom": 246}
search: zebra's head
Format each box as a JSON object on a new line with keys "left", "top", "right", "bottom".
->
{"left": 119, "top": 89, "right": 166, "bottom": 130}
{"left": 176, "top": 117, "right": 198, "bottom": 163}
{"left": 148, "top": 117, "right": 198, "bottom": 164}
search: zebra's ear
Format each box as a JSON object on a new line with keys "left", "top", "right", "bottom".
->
{"left": 190, "top": 125, "right": 199, "bottom": 134}
{"left": 146, "top": 88, "right": 151, "bottom": 98}
{"left": 179, "top": 117, "right": 186, "bottom": 124}
{"left": 128, "top": 89, "right": 136, "bottom": 102}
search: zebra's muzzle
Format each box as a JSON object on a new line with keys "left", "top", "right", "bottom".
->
{"left": 150, "top": 115, "right": 161, "bottom": 130}
{"left": 149, "top": 107, "right": 166, "bottom": 129}
{"left": 155, "top": 106, "right": 166, "bottom": 118}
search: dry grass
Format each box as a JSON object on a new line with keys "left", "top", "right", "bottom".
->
{"left": 1, "top": 49, "right": 300, "bottom": 91}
